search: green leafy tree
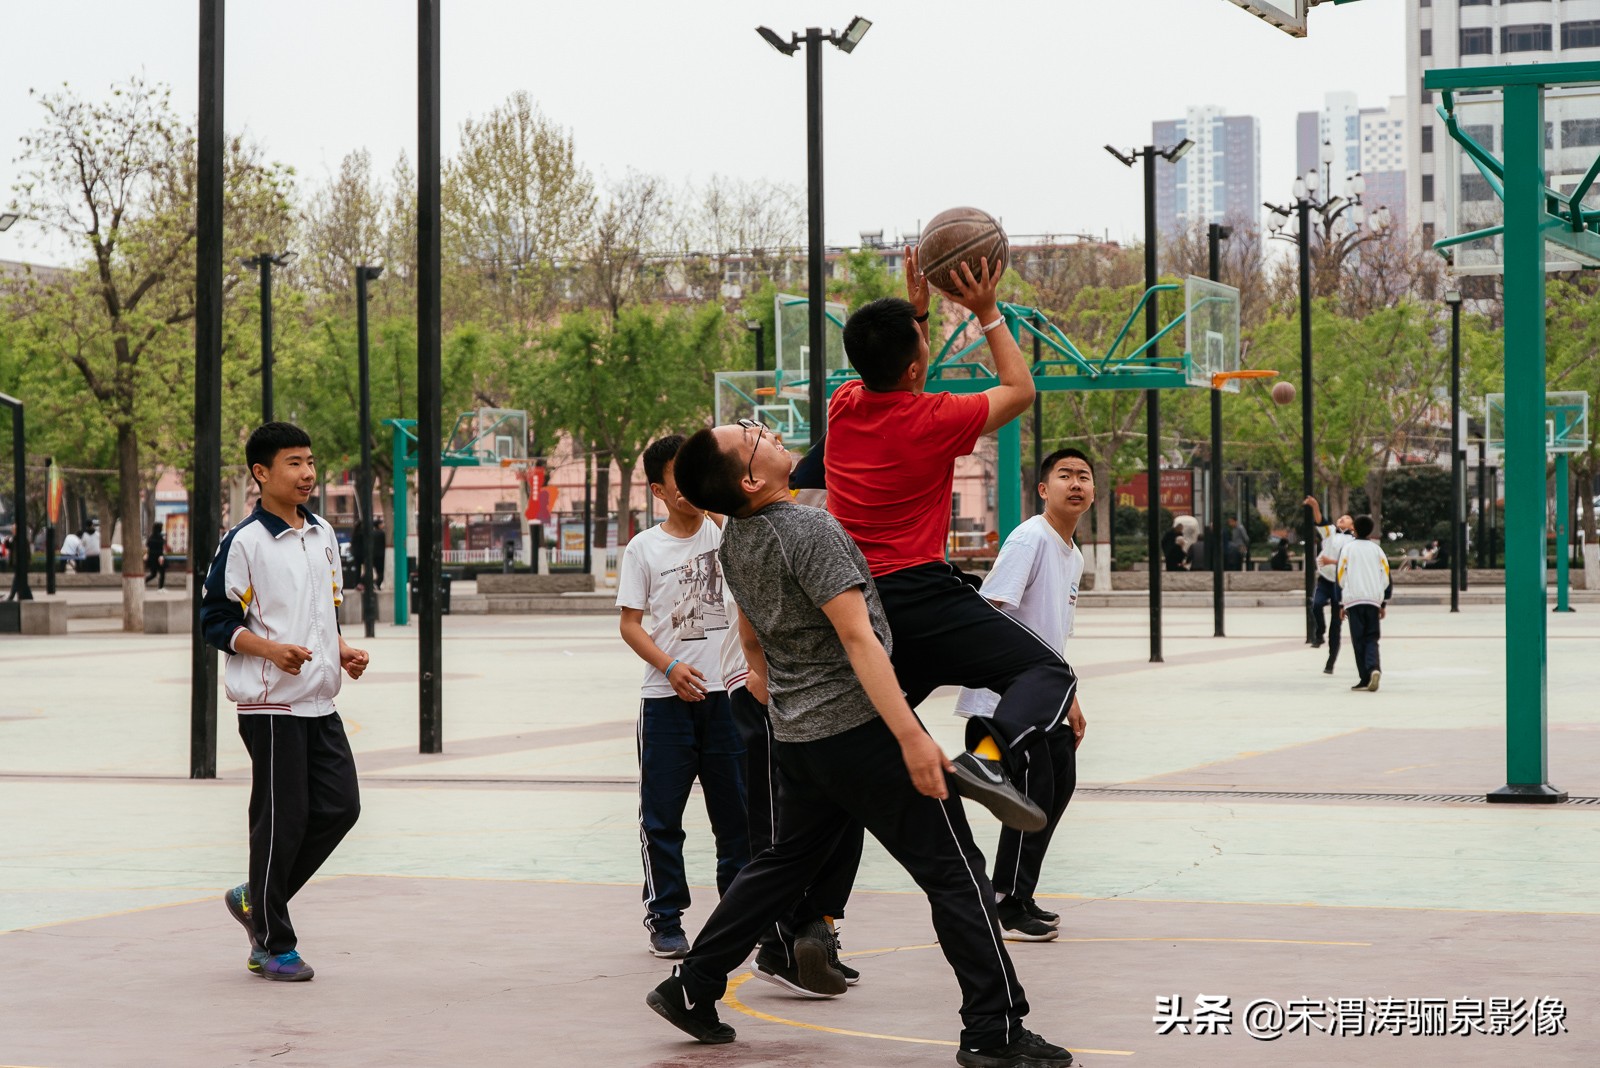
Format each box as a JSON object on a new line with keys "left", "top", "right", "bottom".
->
{"left": 7, "top": 78, "right": 291, "bottom": 628}
{"left": 530, "top": 303, "right": 732, "bottom": 546}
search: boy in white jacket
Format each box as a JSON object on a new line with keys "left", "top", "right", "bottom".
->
{"left": 1337, "top": 514, "right": 1392, "bottom": 692}
{"left": 201, "top": 422, "right": 370, "bottom": 981}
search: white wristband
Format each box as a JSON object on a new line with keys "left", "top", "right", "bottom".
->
{"left": 980, "top": 317, "right": 1006, "bottom": 335}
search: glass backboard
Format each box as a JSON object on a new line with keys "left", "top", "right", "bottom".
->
{"left": 1485, "top": 391, "right": 1589, "bottom": 455}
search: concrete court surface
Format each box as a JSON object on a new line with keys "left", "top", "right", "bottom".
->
{"left": 3, "top": 603, "right": 1599, "bottom": 1067}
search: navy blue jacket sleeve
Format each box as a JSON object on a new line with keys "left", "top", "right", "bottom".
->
{"left": 200, "top": 526, "right": 246, "bottom": 654}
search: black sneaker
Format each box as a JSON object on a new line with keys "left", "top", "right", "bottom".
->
{"left": 1351, "top": 681, "right": 1370, "bottom": 691}
{"left": 949, "top": 752, "right": 1047, "bottom": 832}
{"left": 825, "top": 922, "right": 860, "bottom": 985}
{"left": 996, "top": 897, "right": 1058, "bottom": 942}
{"left": 1311, "top": 639, "right": 1324, "bottom": 649}
{"left": 1323, "top": 660, "right": 1335, "bottom": 675}
{"left": 1017, "top": 896, "right": 1060, "bottom": 929}
{"left": 646, "top": 969, "right": 736, "bottom": 1044}
{"left": 956, "top": 1028, "right": 1073, "bottom": 1067}
{"left": 750, "top": 934, "right": 846, "bottom": 998}
{"left": 648, "top": 928, "right": 690, "bottom": 959}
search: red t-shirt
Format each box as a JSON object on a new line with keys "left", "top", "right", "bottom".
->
{"left": 825, "top": 380, "right": 990, "bottom": 577}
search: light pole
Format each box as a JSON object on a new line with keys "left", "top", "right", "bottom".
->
{"left": 1446, "top": 286, "right": 1463, "bottom": 613}
{"left": 1266, "top": 141, "right": 1391, "bottom": 642}
{"left": 240, "top": 251, "right": 297, "bottom": 424}
{"left": 0, "top": 392, "right": 30, "bottom": 605}
{"left": 756, "top": 15, "right": 871, "bottom": 448}
{"left": 742, "top": 319, "right": 766, "bottom": 373}
{"left": 1208, "top": 223, "right": 1233, "bottom": 638}
{"left": 1106, "top": 137, "right": 1194, "bottom": 664}
{"left": 356, "top": 264, "right": 383, "bottom": 639}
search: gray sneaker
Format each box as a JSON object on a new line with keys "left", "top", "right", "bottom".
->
{"left": 649, "top": 929, "right": 690, "bottom": 959}
{"left": 949, "top": 751, "right": 1047, "bottom": 832}
{"left": 1367, "top": 669, "right": 1382, "bottom": 692}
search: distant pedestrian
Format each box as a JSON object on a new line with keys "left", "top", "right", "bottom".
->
{"left": 144, "top": 525, "right": 168, "bottom": 589}
{"left": 80, "top": 525, "right": 101, "bottom": 573}
{"left": 1225, "top": 516, "right": 1249, "bottom": 571}
{"left": 1160, "top": 520, "right": 1187, "bottom": 572}
{"left": 59, "top": 529, "right": 84, "bottom": 572}
{"left": 371, "top": 515, "right": 386, "bottom": 588}
{"left": 1338, "top": 514, "right": 1392, "bottom": 693}
{"left": 1305, "top": 496, "right": 1354, "bottom": 675}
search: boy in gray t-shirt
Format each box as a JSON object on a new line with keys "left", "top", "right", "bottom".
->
{"left": 644, "top": 420, "right": 1073, "bottom": 1068}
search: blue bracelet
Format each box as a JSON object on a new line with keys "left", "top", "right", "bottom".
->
{"left": 665, "top": 658, "right": 682, "bottom": 678}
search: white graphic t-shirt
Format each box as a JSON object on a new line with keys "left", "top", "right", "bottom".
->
{"left": 616, "top": 518, "right": 731, "bottom": 699}
{"left": 954, "top": 515, "right": 1083, "bottom": 719}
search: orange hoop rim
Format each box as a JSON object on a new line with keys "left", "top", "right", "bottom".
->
{"left": 1210, "top": 369, "right": 1280, "bottom": 389}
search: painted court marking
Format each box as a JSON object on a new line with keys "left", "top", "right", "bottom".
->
{"left": 722, "top": 936, "right": 1370, "bottom": 1055}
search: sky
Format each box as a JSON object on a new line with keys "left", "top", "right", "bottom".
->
{"left": 0, "top": 0, "right": 1406, "bottom": 266}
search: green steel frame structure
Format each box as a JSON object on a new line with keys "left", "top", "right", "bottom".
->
{"left": 1427, "top": 61, "right": 1600, "bottom": 803}
{"left": 384, "top": 411, "right": 527, "bottom": 626}
{"left": 757, "top": 285, "right": 1238, "bottom": 542}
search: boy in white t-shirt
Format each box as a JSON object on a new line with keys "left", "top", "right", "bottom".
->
{"left": 618, "top": 435, "right": 750, "bottom": 960}
{"left": 955, "top": 448, "right": 1091, "bottom": 942}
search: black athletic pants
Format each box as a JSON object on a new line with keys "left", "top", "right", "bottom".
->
{"left": 1345, "top": 604, "right": 1382, "bottom": 686}
{"left": 969, "top": 718, "right": 1078, "bottom": 900}
{"left": 637, "top": 692, "right": 750, "bottom": 935}
{"left": 730, "top": 686, "right": 863, "bottom": 935}
{"left": 1312, "top": 576, "right": 1342, "bottom": 659}
{"left": 876, "top": 562, "right": 1078, "bottom": 833}
{"left": 238, "top": 712, "right": 361, "bottom": 956}
{"left": 679, "top": 716, "right": 1029, "bottom": 1050}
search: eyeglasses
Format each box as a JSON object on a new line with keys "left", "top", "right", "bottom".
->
{"left": 736, "top": 418, "right": 767, "bottom": 482}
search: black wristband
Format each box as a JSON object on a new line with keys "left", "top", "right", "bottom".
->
{"left": 913, "top": 311, "right": 929, "bottom": 323}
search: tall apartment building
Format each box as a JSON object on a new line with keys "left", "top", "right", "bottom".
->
{"left": 1407, "top": 0, "right": 1600, "bottom": 268}
{"left": 1153, "top": 106, "right": 1262, "bottom": 234}
{"left": 1296, "top": 92, "right": 1409, "bottom": 235}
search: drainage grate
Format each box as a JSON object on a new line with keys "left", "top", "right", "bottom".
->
{"left": 1080, "top": 786, "right": 1600, "bottom": 806}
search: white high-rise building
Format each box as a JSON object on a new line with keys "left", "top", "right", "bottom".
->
{"left": 1296, "top": 92, "right": 1409, "bottom": 236}
{"left": 1153, "top": 106, "right": 1262, "bottom": 234}
{"left": 1407, "top": 0, "right": 1600, "bottom": 261}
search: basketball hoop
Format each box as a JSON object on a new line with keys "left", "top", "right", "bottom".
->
{"left": 1210, "top": 369, "right": 1279, "bottom": 389}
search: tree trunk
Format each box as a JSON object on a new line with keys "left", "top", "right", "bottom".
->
{"left": 116, "top": 423, "right": 145, "bottom": 631}
{"left": 1366, "top": 468, "right": 1386, "bottom": 533}
{"left": 592, "top": 450, "right": 612, "bottom": 563}
{"left": 1090, "top": 457, "right": 1113, "bottom": 591}
{"left": 615, "top": 459, "right": 637, "bottom": 547}
{"left": 94, "top": 486, "right": 117, "bottom": 575}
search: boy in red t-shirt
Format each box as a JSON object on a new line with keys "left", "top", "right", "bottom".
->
{"left": 826, "top": 252, "right": 1083, "bottom": 856}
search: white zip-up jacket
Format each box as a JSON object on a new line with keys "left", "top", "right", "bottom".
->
{"left": 201, "top": 502, "right": 345, "bottom": 716}
{"left": 1336, "top": 538, "right": 1392, "bottom": 609}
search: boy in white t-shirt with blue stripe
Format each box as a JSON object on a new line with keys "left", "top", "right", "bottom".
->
{"left": 955, "top": 448, "right": 1091, "bottom": 942}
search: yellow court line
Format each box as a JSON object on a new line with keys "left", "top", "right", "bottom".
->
{"left": 723, "top": 972, "right": 1135, "bottom": 1057}
{"left": 839, "top": 938, "right": 1369, "bottom": 957}
{"left": 3, "top": 893, "right": 218, "bottom": 935}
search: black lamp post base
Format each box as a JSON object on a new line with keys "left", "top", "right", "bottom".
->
{"left": 1486, "top": 782, "right": 1568, "bottom": 804}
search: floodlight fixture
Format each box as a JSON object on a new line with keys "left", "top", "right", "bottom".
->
{"left": 1215, "top": 224, "right": 1235, "bottom": 241}
{"left": 359, "top": 264, "right": 385, "bottom": 282}
{"left": 1265, "top": 201, "right": 1292, "bottom": 219}
{"left": 0, "top": 213, "right": 17, "bottom": 232}
{"left": 1324, "top": 195, "right": 1347, "bottom": 216}
{"left": 1104, "top": 145, "right": 1137, "bottom": 167}
{"left": 757, "top": 26, "right": 799, "bottom": 55}
{"left": 1164, "top": 138, "right": 1195, "bottom": 163}
{"left": 1444, "top": 288, "right": 1463, "bottom": 306}
{"left": 834, "top": 16, "right": 871, "bottom": 52}
{"left": 743, "top": 319, "right": 761, "bottom": 332}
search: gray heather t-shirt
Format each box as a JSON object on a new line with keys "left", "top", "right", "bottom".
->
{"left": 719, "top": 500, "right": 890, "bottom": 743}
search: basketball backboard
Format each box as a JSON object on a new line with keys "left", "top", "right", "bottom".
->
{"left": 1184, "top": 276, "right": 1242, "bottom": 393}
{"left": 714, "top": 371, "right": 811, "bottom": 441}
{"left": 1225, "top": 0, "right": 1307, "bottom": 37}
{"left": 1437, "top": 84, "right": 1600, "bottom": 276}
{"left": 775, "top": 294, "right": 848, "bottom": 376}
{"left": 1485, "top": 391, "right": 1589, "bottom": 455}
